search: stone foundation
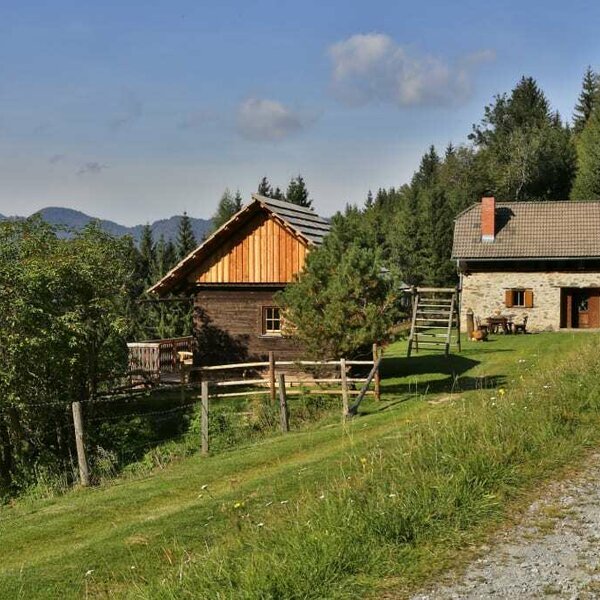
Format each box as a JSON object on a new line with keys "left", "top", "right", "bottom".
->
{"left": 460, "top": 271, "right": 600, "bottom": 332}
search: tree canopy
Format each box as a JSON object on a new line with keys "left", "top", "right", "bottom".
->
{"left": 211, "top": 189, "right": 243, "bottom": 232}
{"left": 176, "top": 212, "right": 197, "bottom": 260}
{"left": 278, "top": 208, "right": 399, "bottom": 359}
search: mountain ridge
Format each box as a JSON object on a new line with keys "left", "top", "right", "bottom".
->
{"left": 0, "top": 206, "right": 212, "bottom": 244}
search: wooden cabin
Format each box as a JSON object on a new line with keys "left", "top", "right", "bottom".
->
{"left": 453, "top": 197, "right": 600, "bottom": 331}
{"left": 148, "top": 195, "right": 331, "bottom": 361}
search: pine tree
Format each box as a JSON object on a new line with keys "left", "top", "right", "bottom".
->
{"left": 470, "top": 76, "right": 575, "bottom": 201}
{"left": 286, "top": 174, "right": 312, "bottom": 208}
{"left": 571, "top": 107, "right": 600, "bottom": 200}
{"left": 176, "top": 212, "right": 197, "bottom": 260}
{"left": 211, "top": 188, "right": 242, "bottom": 232}
{"left": 164, "top": 240, "right": 177, "bottom": 269}
{"left": 138, "top": 224, "right": 155, "bottom": 285}
{"left": 234, "top": 190, "right": 243, "bottom": 211}
{"left": 154, "top": 234, "right": 167, "bottom": 279}
{"left": 470, "top": 76, "right": 551, "bottom": 147}
{"left": 257, "top": 177, "right": 272, "bottom": 197}
{"left": 271, "top": 186, "right": 285, "bottom": 200}
{"left": 153, "top": 234, "right": 177, "bottom": 279}
{"left": 365, "top": 190, "right": 373, "bottom": 208}
{"left": 573, "top": 67, "right": 600, "bottom": 134}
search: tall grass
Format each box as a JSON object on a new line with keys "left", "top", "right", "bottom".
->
{"left": 134, "top": 341, "right": 600, "bottom": 599}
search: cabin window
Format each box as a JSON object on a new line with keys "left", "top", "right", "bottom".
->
{"left": 505, "top": 288, "right": 533, "bottom": 308}
{"left": 262, "top": 307, "right": 282, "bottom": 335}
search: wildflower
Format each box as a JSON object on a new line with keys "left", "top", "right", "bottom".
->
{"left": 360, "top": 457, "right": 368, "bottom": 465}
{"left": 319, "top": 493, "right": 325, "bottom": 500}
{"left": 498, "top": 388, "right": 506, "bottom": 397}
{"left": 233, "top": 501, "right": 245, "bottom": 509}
{"left": 256, "top": 522, "right": 264, "bottom": 527}
{"left": 388, "top": 493, "right": 397, "bottom": 498}
{"left": 130, "top": 566, "right": 136, "bottom": 570}
{"left": 85, "top": 570, "right": 94, "bottom": 577}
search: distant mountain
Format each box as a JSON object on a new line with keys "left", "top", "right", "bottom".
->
{"left": 0, "top": 206, "right": 212, "bottom": 244}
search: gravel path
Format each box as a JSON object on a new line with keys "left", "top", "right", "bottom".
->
{"left": 412, "top": 454, "right": 600, "bottom": 599}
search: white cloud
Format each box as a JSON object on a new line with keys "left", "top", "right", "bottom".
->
{"left": 328, "top": 33, "right": 495, "bottom": 108}
{"left": 236, "top": 98, "right": 313, "bottom": 142}
{"left": 77, "top": 162, "right": 108, "bottom": 175}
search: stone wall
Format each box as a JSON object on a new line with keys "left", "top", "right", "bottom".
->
{"left": 460, "top": 271, "right": 600, "bottom": 331}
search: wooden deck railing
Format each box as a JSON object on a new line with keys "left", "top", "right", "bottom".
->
{"left": 127, "top": 336, "right": 194, "bottom": 381}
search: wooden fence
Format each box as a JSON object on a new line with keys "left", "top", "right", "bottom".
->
{"left": 127, "top": 336, "right": 194, "bottom": 382}
{"left": 72, "top": 345, "right": 382, "bottom": 485}
{"left": 180, "top": 345, "right": 383, "bottom": 454}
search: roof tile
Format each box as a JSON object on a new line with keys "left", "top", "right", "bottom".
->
{"left": 452, "top": 201, "right": 600, "bottom": 259}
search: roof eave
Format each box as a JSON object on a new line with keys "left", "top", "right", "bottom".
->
{"left": 453, "top": 255, "right": 600, "bottom": 261}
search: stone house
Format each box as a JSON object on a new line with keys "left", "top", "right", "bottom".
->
{"left": 148, "top": 194, "right": 330, "bottom": 361}
{"left": 452, "top": 197, "right": 600, "bottom": 331}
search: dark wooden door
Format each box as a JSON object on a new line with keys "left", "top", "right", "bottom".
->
{"left": 588, "top": 289, "right": 600, "bottom": 328}
{"left": 574, "top": 289, "right": 600, "bottom": 329}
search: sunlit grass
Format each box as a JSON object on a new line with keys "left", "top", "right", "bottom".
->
{"left": 0, "top": 332, "right": 596, "bottom": 599}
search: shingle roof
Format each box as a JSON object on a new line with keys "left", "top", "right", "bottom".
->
{"left": 452, "top": 201, "right": 600, "bottom": 260}
{"left": 148, "top": 194, "right": 330, "bottom": 295}
{"left": 255, "top": 195, "right": 331, "bottom": 245}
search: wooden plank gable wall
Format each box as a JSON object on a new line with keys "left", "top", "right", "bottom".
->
{"left": 189, "top": 211, "right": 309, "bottom": 285}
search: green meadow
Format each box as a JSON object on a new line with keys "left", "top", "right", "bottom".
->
{"left": 1, "top": 332, "right": 597, "bottom": 599}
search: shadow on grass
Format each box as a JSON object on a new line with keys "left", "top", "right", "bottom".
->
{"left": 372, "top": 351, "right": 508, "bottom": 409}
{"left": 381, "top": 374, "right": 507, "bottom": 399}
{"left": 381, "top": 353, "right": 480, "bottom": 379}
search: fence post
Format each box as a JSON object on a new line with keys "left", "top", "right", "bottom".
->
{"left": 269, "top": 351, "right": 276, "bottom": 405}
{"left": 278, "top": 373, "right": 289, "bottom": 433}
{"left": 180, "top": 362, "right": 186, "bottom": 404}
{"left": 201, "top": 381, "right": 209, "bottom": 455}
{"left": 71, "top": 401, "right": 90, "bottom": 487}
{"left": 340, "top": 358, "right": 349, "bottom": 420}
{"left": 373, "top": 343, "right": 381, "bottom": 401}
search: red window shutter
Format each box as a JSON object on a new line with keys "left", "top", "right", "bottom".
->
{"left": 524, "top": 289, "right": 534, "bottom": 308}
{"left": 505, "top": 289, "right": 514, "bottom": 308}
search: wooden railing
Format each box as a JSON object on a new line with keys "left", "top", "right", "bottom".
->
{"left": 127, "top": 336, "right": 194, "bottom": 381}
{"left": 181, "top": 349, "right": 382, "bottom": 454}
{"left": 180, "top": 344, "right": 382, "bottom": 412}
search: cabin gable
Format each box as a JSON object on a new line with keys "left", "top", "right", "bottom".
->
{"left": 189, "top": 211, "right": 309, "bottom": 285}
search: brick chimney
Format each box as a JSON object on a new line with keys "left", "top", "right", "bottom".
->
{"left": 481, "top": 196, "right": 496, "bottom": 243}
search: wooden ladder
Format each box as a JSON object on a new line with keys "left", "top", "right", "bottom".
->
{"left": 407, "top": 287, "right": 461, "bottom": 357}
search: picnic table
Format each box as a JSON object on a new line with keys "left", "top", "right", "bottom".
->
{"left": 486, "top": 314, "right": 515, "bottom": 334}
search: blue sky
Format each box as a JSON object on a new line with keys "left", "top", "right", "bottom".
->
{"left": 0, "top": 0, "right": 599, "bottom": 224}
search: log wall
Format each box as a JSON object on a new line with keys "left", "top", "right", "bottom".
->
{"left": 194, "top": 287, "right": 302, "bottom": 361}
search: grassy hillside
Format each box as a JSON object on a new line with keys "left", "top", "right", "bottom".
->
{"left": 0, "top": 333, "right": 597, "bottom": 599}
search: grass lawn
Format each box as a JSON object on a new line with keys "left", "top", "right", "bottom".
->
{"left": 0, "top": 332, "right": 594, "bottom": 599}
